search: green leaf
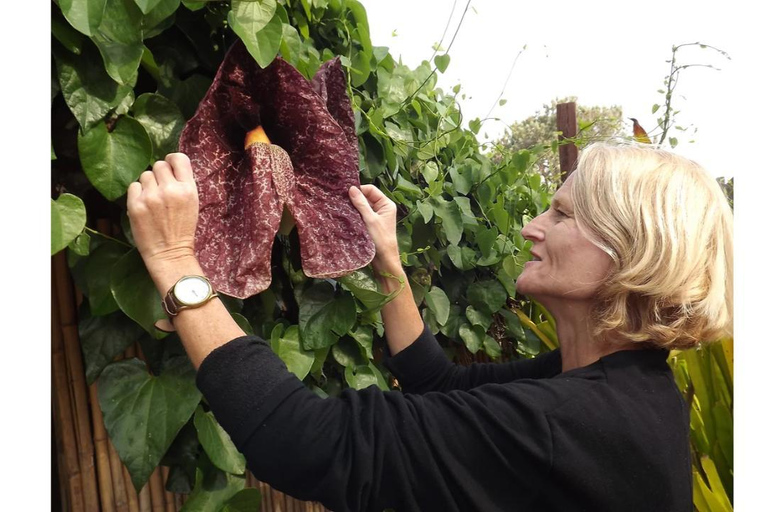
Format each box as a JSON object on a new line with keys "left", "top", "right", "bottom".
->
{"left": 274, "top": 325, "right": 315, "bottom": 379}
{"left": 98, "top": 356, "right": 201, "bottom": 491}
{"left": 499, "top": 309, "right": 525, "bottom": 341}
{"left": 182, "top": 0, "right": 206, "bottom": 11}
{"left": 52, "top": 7, "right": 86, "bottom": 54}
{"left": 467, "top": 280, "right": 508, "bottom": 314}
{"left": 229, "top": 0, "right": 276, "bottom": 34}
{"left": 469, "top": 118, "right": 481, "bottom": 134}
{"left": 432, "top": 198, "right": 463, "bottom": 245}
{"left": 338, "top": 270, "right": 391, "bottom": 311}
{"left": 349, "top": 325, "right": 374, "bottom": 360}
{"left": 669, "top": 137, "right": 678, "bottom": 148}
{"left": 131, "top": 93, "right": 186, "bottom": 161}
{"left": 424, "top": 286, "right": 450, "bottom": 326}
{"left": 133, "top": 0, "right": 164, "bottom": 14}
{"left": 68, "top": 231, "right": 91, "bottom": 256}
{"left": 344, "top": 364, "right": 378, "bottom": 390}
{"left": 54, "top": 43, "right": 135, "bottom": 131}
{"left": 51, "top": 194, "right": 86, "bottom": 255}
{"left": 110, "top": 249, "right": 168, "bottom": 337}
{"left": 298, "top": 283, "right": 357, "bottom": 349}
{"left": 421, "top": 161, "right": 439, "bottom": 184}
{"left": 92, "top": 0, "right": 145, "bottom": 85}
{"left": 279, "top": 22, "right": 302, "bottom": 65}
{"left": 85, "top": 242, "right": 130, "bottom": 315}
{"left": 181, "top": 455, "right": 246, "bottom": 512}
{"left": 466, "top": 306, "right": 492, "bottom": 330}
{"left": 231, "top": 313, "right": 255, "bottom": 336}
{"left": 59, "top": 0, "right": 107, "bottom": 36}
{"left": 78, "top": 117, "right": 152, "bottom": 200}
{"left": 434, "top": 54, "right": 450, "bottom": 73}
{"left": 476, "top": 226, "right": 498, "bottom": 258}
{"left": 230, "top": 4, "right": 283, "bottom": 68}
{"left": 220, "top": 489, "right": 262, "bottom": 512}
{"left": 483, "top": 336, "right": 502, "bottom": 358}
{"left": 79, "top": 310, "right": 145, "bottom": 384}
{"left": 194, "top": 406, "right": 246, "bottom": 475}
{"left": 459, "top": 323, "right": 483, "bottom": 354}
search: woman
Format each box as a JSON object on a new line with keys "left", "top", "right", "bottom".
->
{"left": 127, "top": 142, "right": 732, "bottom": 511}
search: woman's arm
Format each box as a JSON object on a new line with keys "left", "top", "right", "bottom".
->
{"left": 126, "top": 154, "right": 246, "bottom": 369}
{"left": 348, "top": 185, "right": 424, "bottom": 355}
{"left": 349, "top": 184, "right": 562, "bottom": 392}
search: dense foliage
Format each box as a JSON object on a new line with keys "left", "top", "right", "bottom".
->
{"left": 51, "top": 1, "right": 733, "bottom": 510}
{"left": 52, "top": 0, "right": 557, "bottom": 506}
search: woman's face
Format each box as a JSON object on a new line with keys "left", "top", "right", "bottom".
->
{"left": 516, "top": 174, "right": 614, "bottom": 304}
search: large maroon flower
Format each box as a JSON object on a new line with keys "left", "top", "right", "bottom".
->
{"left": 179, "top": 41, "right": 375, "bottom": 299}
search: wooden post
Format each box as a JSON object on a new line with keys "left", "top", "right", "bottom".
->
{"left": 556, "top": 101, "right": 578, "bottom": 182}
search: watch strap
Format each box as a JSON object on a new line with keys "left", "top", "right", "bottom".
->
{"left": 162, "top": 276, "right": 218, "bottom": 318}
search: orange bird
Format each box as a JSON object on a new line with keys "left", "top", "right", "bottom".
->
{"left": 629, "top": 118, "right": 652, "bottom": 144}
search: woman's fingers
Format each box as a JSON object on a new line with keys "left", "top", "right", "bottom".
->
{"left": 165, "top": 153, "right": 194, "bottom": 182}
{"left": 152, "top": 160, "right": 175, "bottom": 186}
{"left": 139, "top": 170, "right": 158, "bottom": 191}
{"left": 349, "top": 186, "right": 377, "bottom": 223}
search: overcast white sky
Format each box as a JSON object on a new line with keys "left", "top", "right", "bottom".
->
{"left": 362, "top": 0, "right": 765, "bottom": 181}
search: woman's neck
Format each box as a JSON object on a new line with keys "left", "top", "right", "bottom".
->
{"left": 547, "top": 300, "right": 634, "bottom": 372}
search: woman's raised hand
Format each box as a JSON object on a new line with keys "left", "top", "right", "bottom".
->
{"left": 348, "top": 184, "right": 401, "bottom": 273}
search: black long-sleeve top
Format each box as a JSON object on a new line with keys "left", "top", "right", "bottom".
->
{"left": 195, "top": 323, "right": 692, "bottom": 511}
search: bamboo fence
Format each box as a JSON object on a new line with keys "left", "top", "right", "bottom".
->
{"left": 51, "top": 219, "right": 330, "bottom": 512}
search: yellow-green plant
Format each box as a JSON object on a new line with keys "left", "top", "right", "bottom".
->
{"left": 669, "top": 339, "right": 734, "bottom": 511}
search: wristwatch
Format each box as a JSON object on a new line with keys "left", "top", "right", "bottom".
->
{"left": 162, "top": 275, "right": 219, "bottom": 318}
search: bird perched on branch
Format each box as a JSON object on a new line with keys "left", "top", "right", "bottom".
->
{"left": 629, "top": 118, "right": 652, "bottom": 144}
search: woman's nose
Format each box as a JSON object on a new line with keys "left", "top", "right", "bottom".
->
{"left": 521, "top": 214, "right": 546, "bottom": 242}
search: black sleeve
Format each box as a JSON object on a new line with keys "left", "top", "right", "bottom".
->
{"left": 195, "top": 335, "right": 555, "bottom": 512}
{"left": 383, "top": 322, "right": 562, "bottom": 394}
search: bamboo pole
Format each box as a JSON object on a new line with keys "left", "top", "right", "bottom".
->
{"left": 108, "top": 436, "right": 130, "bottom": 512}
{"left": 53, "top": 252, "right": 101, "bottom": 511}
{"left": 262, "top": 480, "right": 273, "bottom": 512}
{"left": 149, "top": 466, "right": 165, "bottom": 512}
{"left": 52, "top": 274, "right": 84, "bottom": 512}
{"left": 51, "top": 404, "right": 70, "bottom": 512}
{"left": 123, "top": 465, "right": 141, "bottom": 512}
{"left": 139, "top": 482, "right": 152, "bottom": 512}
{"left": 89, "top": 381, "right": 116, "bottom": 512}
{"left": 161, "top": 466, "right": 176, "bottom": 512}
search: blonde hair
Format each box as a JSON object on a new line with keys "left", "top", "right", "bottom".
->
{"left": 570, "top": 142, "right": 733, "bottom": 349}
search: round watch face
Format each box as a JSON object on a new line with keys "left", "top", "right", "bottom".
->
{"left": 173, "top": 276, "right": 212, "bottom": 306}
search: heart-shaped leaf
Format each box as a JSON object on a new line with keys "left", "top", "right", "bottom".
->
{"left": 79, "top": 309, "right": 145, "bottom": 384}
{"left": 434, "top": 54, "right": 450, "bottom": 73}
{"left": 229, "top": 7, "right": 283, "bottom": 68}
{"left": 133, "top": 0, "right": 164, "bottom": 14}
{"left": 467, "top": 280, "right": 508, "bottom": 314}
{"left": 98, "top": 356, "right": 201, "bottom": 491}
{"left": 110, "top": 249, "right": 168, "bottom": 337}
{"left": 229, "top": 0, "right": 276, "bottom": 36}
{"left": 459, "top": 323, "right": 484, "bottom": 354}
{"left": 194, "top": 406, "right": 246, "bottom": 475}
{"left": 55, "top": 43, "right": 135, "bottom": 131}
{"left": 274, "top": 325, "right": 315, "bottom": 379}
{"left": 85, "top": 242, "right": 130, "bottom": 315}
{"left": 181, "top": 454, "right": 246, "bottom": 512}
{"left": 220, "top": 489, "right": 262, "bottom": 512}
{"left": 424, "top": 286, "right": 450, "bottom": 326}
{"left": 132, "top": 93, "right": 186, "bottom": 161}
{"left": 51, "top": 193, "right": 86, "bottom": 255}
{"left": 298, "top": 283, "right": 357, "bottom": 350}
{"left": 432, "top": 197, "right": 463, "bottom": 245}
{"left": 91, "top": 0, "right": 145, "bottom": 85}
{"left": 78, "top": 117, "right": 152, "bottom": 201}
{"left": 59, "top": 0, "right": 107, "bottom": 36}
